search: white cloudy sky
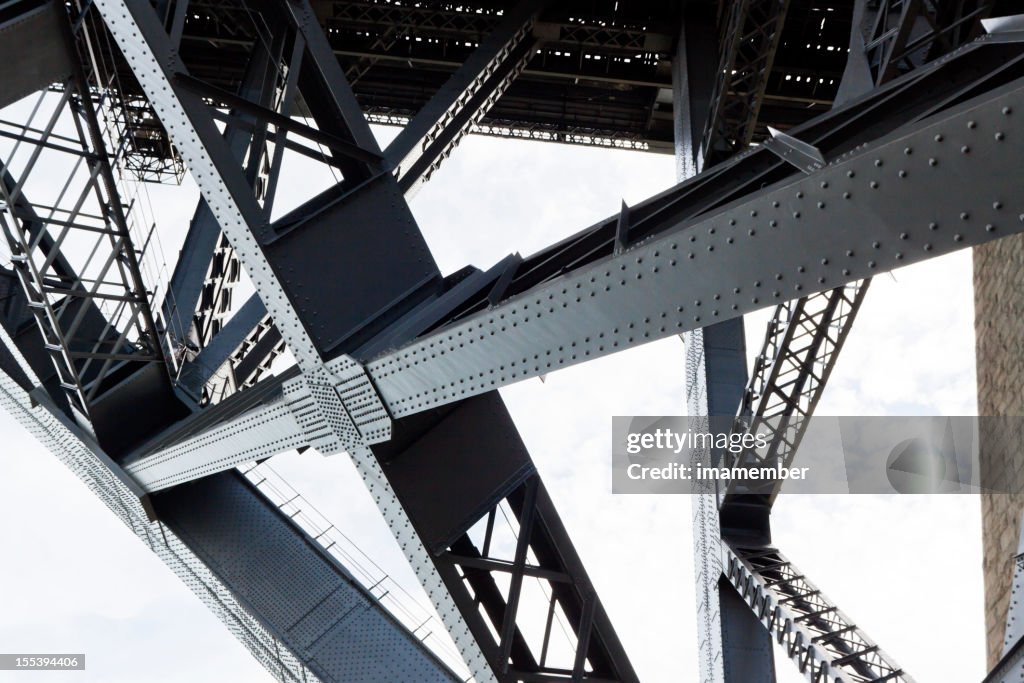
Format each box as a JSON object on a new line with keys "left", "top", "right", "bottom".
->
{"left": 0, "top": 124, "right": 987, "bottom": 683}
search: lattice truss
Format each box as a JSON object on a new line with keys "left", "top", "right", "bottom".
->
{"left": 0, "top": 21, "right": 169, "bottom": 418}
{"left": 0, "top": 1, "right": 1020, "bottom": 682}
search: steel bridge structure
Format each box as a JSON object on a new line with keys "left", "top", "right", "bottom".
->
{"left": 0, "top": 0, "right": 1021, "bottom": 681}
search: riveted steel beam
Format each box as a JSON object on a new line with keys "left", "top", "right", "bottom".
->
{"left": 163, "top": 29, "right": 298, "bottom": 370}
{"left": 365, "top": 38, "right": 1024, "bottom": 420}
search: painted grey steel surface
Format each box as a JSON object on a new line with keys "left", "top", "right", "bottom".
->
{"left": 368, "top": 66, "right": 1024, "bottom": 418}
{"left": 3, "top": 2, "right": 1022, "bottom": 682}
{"left": 124, "top": 392, "right": 306, "bottom": 492}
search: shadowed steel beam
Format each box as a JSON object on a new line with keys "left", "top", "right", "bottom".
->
{"left": 177, "top": 293, "right": 275, "bottom": 399}
{"left": 364, "top": 51, "right": 1024, "bottom": 419}
{"left": 0, "top": 320, "right": 461, "bottom": 683}
{"left": 385, "top": 0, "right": 546, "bottom": 195}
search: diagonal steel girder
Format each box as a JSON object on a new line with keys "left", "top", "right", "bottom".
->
{"left": 0, "top": 318, "right": 461, "bottom": 683}
{"left": 115, "top": 29, "right": 1024, "bottom": 683}
{"left": 360, "top": 36, "right": 1024, "bottom": 421}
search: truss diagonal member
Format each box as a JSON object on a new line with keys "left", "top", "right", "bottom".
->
{"left": 194, "top": 0, "right": 550, "bottom": 390}
{"left": 721, "top": 281, "right": 869, "bottom": 506}
{"left": 700, "top": 0, "right": 792, "bottom": 167}
{"left": 385, "top": 0, "right": 547, "bottom": 195}
{"left": 92, "top": 0, "right": 399, "bottom": 447}
{"left": 723, "top": 542, "right": 915, "bottom": 683}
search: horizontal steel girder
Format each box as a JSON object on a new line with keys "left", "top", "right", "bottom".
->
{"left": 364, "top": 44, "right": 1024, "bottom": 419}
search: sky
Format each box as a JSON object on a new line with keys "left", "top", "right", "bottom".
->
{"left": 0, "top": 123, "right": 988, "bottom": 683}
